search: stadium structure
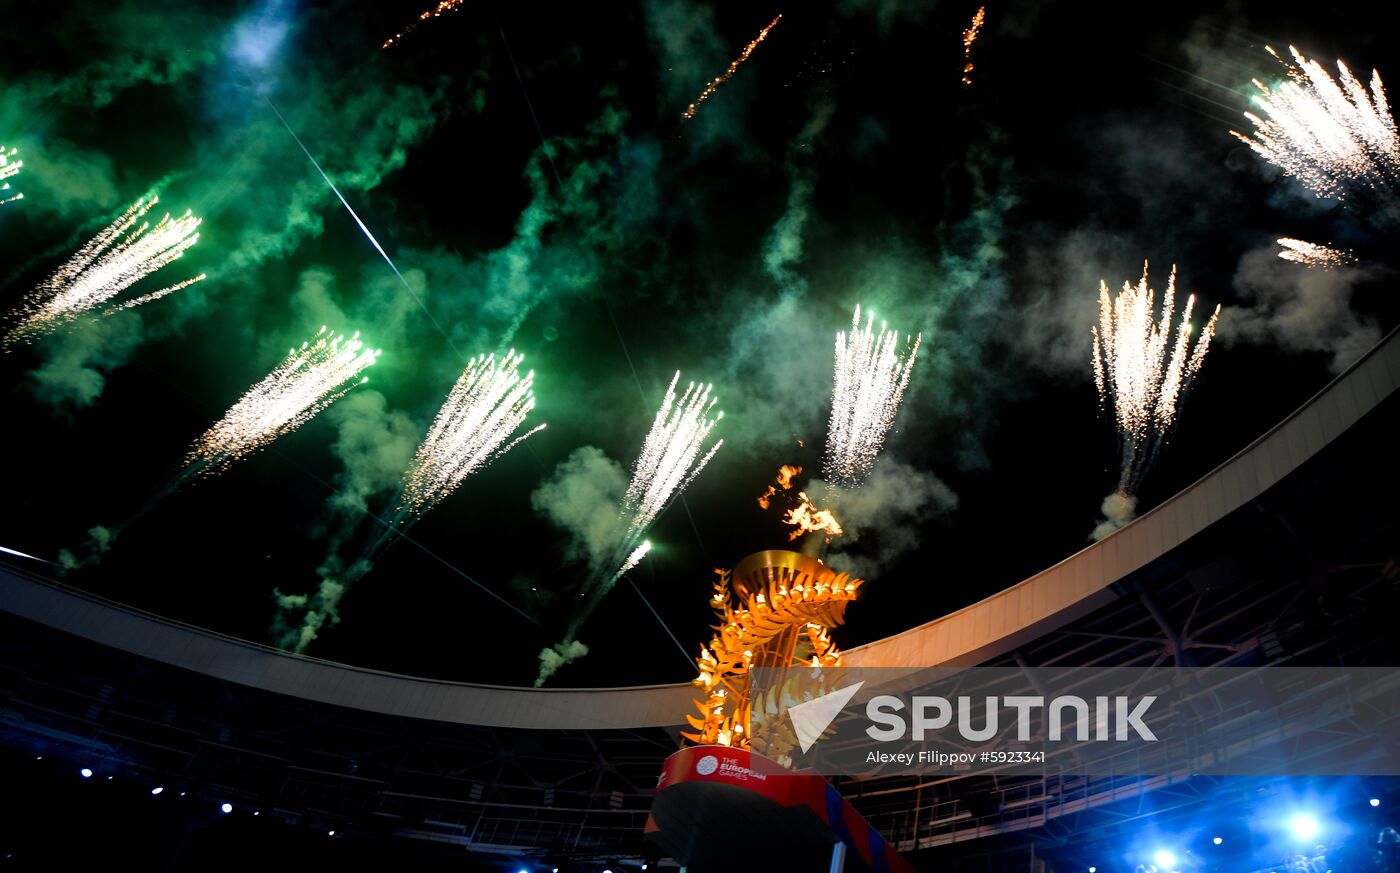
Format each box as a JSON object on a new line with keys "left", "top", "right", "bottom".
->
{"left": 2, "top": 327, "right": 1398, "bottom": 872}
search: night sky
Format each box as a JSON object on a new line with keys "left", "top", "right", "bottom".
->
{"left": 2, "top": 0, "right": 1395, "bottom": 688}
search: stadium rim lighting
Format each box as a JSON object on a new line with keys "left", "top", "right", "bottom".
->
{"left": 1289, "top": 812, "right": 1321, "bottom": 841}
{"left": 1153, "top": 849, "right": 1177, "bottom": 869}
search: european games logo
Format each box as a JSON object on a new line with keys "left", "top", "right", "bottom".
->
{"left": 695, "top": 754, "right": 719, "bottom": 776}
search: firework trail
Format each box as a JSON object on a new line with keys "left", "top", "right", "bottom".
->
{"left": 5, "top": 197, "right": 203, "bottom": 346}
{"left": 823, "top": 305, "right": 921, "bottom": 489}
{"left": 1232, "top": 46, "right": 1400, "bottom": 200}
{"left": 616, "top": 540, "right": 653, "bottom": 579}
{"left": 1277, "top": 237, "right": 1355, "bottom": 268}
{"left": 59, "top": 327, "right": 378, "bottom": 574}
{"left": 536, "top": 372, "right": 724, "bottom": 685}
{"left": 274, "top": 350, "right": 544, "bottom": 653}
{"left": 1090, "top": 263, "right": 1219, "bottom": 538}
{"left": 683, "top": 14, "right": 783, "bottom": 120}
{"left": 1, "top": 145, "right": 21, "bottom": 205}
{"left": 188, "top": 326, "right": 380, "bottom": 475}
{"left": 962, "top": 6, "right": 987, "bottom": 86}
{"left": 381, "top": 0, "right": 466, "bottom": 49}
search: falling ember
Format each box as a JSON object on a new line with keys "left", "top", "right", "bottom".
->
{"left": 682, "top": 14, "right": 783, "bottom": 120}
{"left": 784, "top": 491, "right": 843, "bottom": 541}
{"left": 186, "top": 326, "right": 380, "bottom": 474}
{"left": 381, "top": 0, "right": 465, "bottom": 49}
{"left": 1091, "top": 262, "right": 1220, "bottom": 492}
{"left": 758, "top": 464, "right": 802, "bottom": 509}
{"left": 0, "top": 145, "right": 21, "bottom": 205}
{"left": 1232, "top": 45, "right": 1400, "bottom": 199}
{"left": 824, "top": 305, "right": 921, "bottom": 489}
{"left": 396, "top": 350, "right": 545, "bottom": 518}
{"left": 961, "top": 6, "right": 986, "bottom": 86}
{"left": 5, "top": 197, "right": 203, "bottom": 345}
{"left": 1276, "top": 237, "right": 1355, "bottom": 268}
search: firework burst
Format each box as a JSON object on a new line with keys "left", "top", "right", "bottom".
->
{"left": 1232, "top": 46, "right": 1400, "bottom": 199}
{"left": 6, "top": 197, "right": 203, "bottom": 345}
{"left": 1091, "top": 263, "right": 1219, "bottom": 493}
{"left": 962, "top": 6, "right": 987, "bottom": 86}
{"left": 1276, "top": 237, "right": 1355, "bottom": 268}
{"left": 538, "top": 375, "right": 723, "bottom": 686}
{"left": 823, "top": 305, "right": 921, "bottom": 489}
{"left": 396, "top": 350, "right": 544, "bottom": 519}
{"left": 617, "top": 372, "right": 723, "bottom": 566}
{"left": 1, "top": 145, "right": 21, "bottom": 205}
{"left": 187, "top": 326, "right": 380, "bottom": 474}
{"left": 683, "top": 14, "right": 783, "bottom": 120}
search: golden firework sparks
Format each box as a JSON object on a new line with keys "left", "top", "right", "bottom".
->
{"left": 397, "top": 350, "right": 545, "bottom": 518}
{"left": 187, "top": 326, "right": 380, "bottom": 474}
{"left": 683, "top": 14, "right": 783, "bottom": 120}
{"left": 1091, "top": 263, "right": 1219, "bottom": 492}
{"left": 757, "top": 463, "right": 802, "bottom": 509}
{"left": 783, "top": 491, "right": 842, "bottom": 541}
{"left": 6, "top": 197, "right": 203, "bottom": 345}
{"left": 824, "top": 305, "right": 921, "bottom": 488}
{"left": 1276, "top": 237, "right": 1355, "bottom": 268}
{"left": 1232, "top": 46, "right": 1400, "bottom": 199}
{"left": 962, "top": 6, "right": 987, "bottom": 86}
{"left": 381, "top": 0, "right": 465, "bottom": 49}
{"left": 0, "top": 145, "right": 21, "bottom": 205}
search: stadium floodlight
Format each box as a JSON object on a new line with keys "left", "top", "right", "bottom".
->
{"left": 1288, "top": 813, "right": 1320, "bottom": 841}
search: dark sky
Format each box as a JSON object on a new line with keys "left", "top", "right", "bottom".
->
{"left": 1, "top": 0, "right": 1395, "bottom": 687}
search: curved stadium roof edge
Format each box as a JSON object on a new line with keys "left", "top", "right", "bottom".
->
{"left": 3, "top": 327, "right": 1398, "bottom": 730}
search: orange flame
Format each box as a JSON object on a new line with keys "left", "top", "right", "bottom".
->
{"left": 784, "top": 491, "right": 843, "bottom": 541}
{"left": 757, "top": 464, "right": 802, "bottom": 509}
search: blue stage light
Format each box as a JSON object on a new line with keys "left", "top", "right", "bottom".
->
{"left": 1371, "top": 798, "right": 1381, "bottom": 808}
{"left": 1153, "top": 849, "right": 1177, "bottom": 869}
